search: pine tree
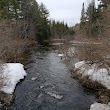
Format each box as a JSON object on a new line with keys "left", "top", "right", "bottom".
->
{"left": 0, "top": 0, "right": 52, "bottom": 44}
{"left": 80, "top": 3, "right": 87, "bottom": 35}
{"left": 36, "top": 3, "right": 51, "bottom": 44}
{"left": 86, "top": 0, "right": 97, "bottom": 37}
{"left": 80, "top": 3, "right": 86, "bottom": 24}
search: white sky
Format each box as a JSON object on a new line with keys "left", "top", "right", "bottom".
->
{"left": 36, "top": 0, "right": 99, "bottom": 26}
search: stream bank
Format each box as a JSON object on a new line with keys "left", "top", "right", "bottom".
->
{"left": 71, "top": 60, "right": 110, "bottom": 108}
{"left": 2, "top": 48, "right": 96, "bottom": 110}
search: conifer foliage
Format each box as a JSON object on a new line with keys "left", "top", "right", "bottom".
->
{"left": 80, "top": 0, "right": 110, "bottom": 38}
{"left": 0, "top": 0, "right": 51, "bottom": 44}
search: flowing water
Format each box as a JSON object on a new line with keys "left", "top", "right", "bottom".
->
{"left": 4, "top": 48, "right": 96, "bottom": 110}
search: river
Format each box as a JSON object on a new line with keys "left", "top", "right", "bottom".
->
{"left": 3, "top": 48, "right": 96, "bottom": 110}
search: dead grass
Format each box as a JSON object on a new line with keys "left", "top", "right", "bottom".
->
{"left": 5, "top": 39, "right": 37, "bottom": 62}
{"left": 74, "top": 39, "right": 110, "bottom": 66}
{"left": 80, "top": 75, "right": 104, "bottom": 90}
{"left": 0, "top": 20, "right": 37, "bottom": 94}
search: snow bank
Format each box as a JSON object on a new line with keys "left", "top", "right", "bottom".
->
{"left": 1, "top": 63, "right": 27, "bottom": 94}
{"left": 74, "top": 61, "right": 110, "bottom": 90}
{"left": 90, "top": 102, "right": 110, "bottom": 110}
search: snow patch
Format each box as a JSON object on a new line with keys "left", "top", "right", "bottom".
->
{"left": 75, "top": 61, "right": 85, "bottom": 69}
{"left": 74, "top": 61, "right": 110, "bottom": 90}
{"left": 90, "top": 102, "right": 110, "bottom": 110}
{"left": 1, "top": 63, "right": 27, "bottom": 94}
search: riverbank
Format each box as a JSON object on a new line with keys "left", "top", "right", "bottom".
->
{"left": 0, "top": 44, "right": 35, "bottom": 108}
{"left": 2, "top": 49, "right": 96, "bottom": 110}
{"left": 0, "top": 63, "right": 27, "bottom": 108}
{"left": 71, "top": 60, "right": 110, "bottom": 110}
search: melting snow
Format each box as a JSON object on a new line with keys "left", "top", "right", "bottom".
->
{"left": 74, "top": 61, "right": 85, "bottom": 69}
{"left": 74, "top": 61, "right": 110, "bottom": 110}
{"left": 0, "top": 63, "right": 27, "bottom": 94}
{"left": 74, "top": 61, "right": 110, "bottom": 90}
{"left": 90, "top": 103, "right": 110, "bottom": 110}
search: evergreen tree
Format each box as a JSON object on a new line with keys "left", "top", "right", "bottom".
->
{"left": 85, "top": 0, "right": 97, "bottom": 37}
{"left": 80, "top": 2, "right": 86, "bottom": 33}
{"left": 0, "top": 0, "right": 52, "bottom": 44}
{"left": 86, "top": 0, "right": 96, "bottom": 23}
{"left": 80, "top": 3, "right": 86, "bottom": 24}
{"left": 0, "top": 0, "right": 19, "bottom": 19}
{"left": 50, "top": 20, "right": 74, "bottom": 39}
{"left": 36, "top": 3, "right": 51, "bottom": 44}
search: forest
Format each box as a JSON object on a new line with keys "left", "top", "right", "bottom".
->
{"left": 0, "top": 0, "right": 110, "bottom": 110}
{"left": 0, "top": 0, "right": 74, "bottom": 63}
{"left": 73, "top": 0, "right": 110, "bottom": 63}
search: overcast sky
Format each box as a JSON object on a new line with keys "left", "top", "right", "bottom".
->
{"left": 36, "top": 0, "right": 99, "bottom": 26}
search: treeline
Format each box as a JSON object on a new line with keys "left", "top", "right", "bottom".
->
{"left": 0, "top": 0, "right": 75, "bottom": 62}
{"left": 0, "top": 0, "right": 74, "bottom": 42}
{"left": 76, "top": 0, "right": 110, "bottom": 63}
{"left": 80, "top": 0, "right": 110, "bottom": 39}
{"left": 0, "top": 0, "right": 51, "bottom": 44}
{"left": 50, "top": 20, "right": 75, "bottom": 39}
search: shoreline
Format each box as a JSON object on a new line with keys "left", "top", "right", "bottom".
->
{"left": 71, "top": 60, "right": 110, "bottom": 109}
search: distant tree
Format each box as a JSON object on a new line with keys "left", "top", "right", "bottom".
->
{"left": 80, "top": 3, "right": 86, "bottom": 24}
{"left": 80, "top": 3, "right": 87, "bottom": 34}
{"left": 85, "top": 0, "right": 98, "bottom": 37}
{"left": 36, "top": 3, "right": 51, "bottom": 44}
{"left": 86, "top": 0, "right": 96, "bottom": 22}
{"left": 50, "top": 20, "right": 75, "bottom": 39}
